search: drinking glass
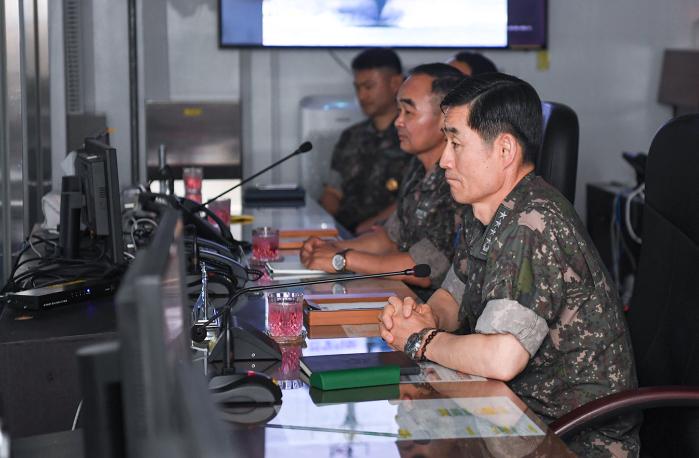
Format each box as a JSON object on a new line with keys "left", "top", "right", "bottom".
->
{"left": 183, "top": 166, "right": 203, "bottom": 203}
{"left": 207, "top": 198, "right": 231, "bottom": 230}
{"left": 266, "top": 292, "right": 304, "bottom": 342}
{"left": 252, "top": 226, "right": 279, "bottom": 262}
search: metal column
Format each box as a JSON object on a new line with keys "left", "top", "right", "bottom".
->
{"left": 0, "top": 0, "right": 51, "bottom": 283}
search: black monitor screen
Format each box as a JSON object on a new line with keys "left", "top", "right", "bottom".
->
{"left": 75, "top": 138, "right": 124, "bottom": 264}
{"left": 220, "top": 0, "right": 547, "bottom": 49}
{"left": 79, "top": 209, "right": 235, "bottom": 457}
{"left": 115, "top": 208, "right": 189, "bottom": 456}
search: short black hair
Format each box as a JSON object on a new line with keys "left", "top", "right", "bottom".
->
{"left": 351, "top": 48, "right": 402, "bottom": 74}
{"left": 441, "top": 73, "right": 542, "bottom": 164}
{"left": 453, "top": 51, "right": 498, "bottom": 75}
{"left": 408, "top": 63, "right": 464, "bottom": 101}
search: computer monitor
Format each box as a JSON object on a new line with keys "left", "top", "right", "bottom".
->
{"left": 77, "top": 209, "right": 235, "bottom": 457}
{"left": 115, "top": 208, "right": 190, "bottom": 455}
{"left": 219, "top": 0, "right": 547, "bottom": 49}
{"left": 74, "top": 138, "right": 124, "bottom": 264}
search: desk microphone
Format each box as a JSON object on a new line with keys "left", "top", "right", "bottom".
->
{"left": 192, "top": 141, "right": 313, "bottom": 212}
{"left": 190, "top": 264, "right": 431, "bottom": 343}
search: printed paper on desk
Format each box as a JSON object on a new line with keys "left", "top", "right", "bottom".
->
{"left": 315, "top": 301, "right": 387, "bottom": 311}
{"left": 266, "top": 392, "right": 544, "bottom": 448}
{"left": 266, "top": 260, "right": 331, "bottom": 277}
{"left": 401, "top": 362, "right": 487, "bottom": 384}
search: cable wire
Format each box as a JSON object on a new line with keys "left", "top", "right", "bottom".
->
{"left": 72, "top": 400, "right": 83, "bottom": 431}
{"left": 625, "top": 184, "right": 645, "bottom": 244}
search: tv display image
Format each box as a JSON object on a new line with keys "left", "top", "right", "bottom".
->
{"left": 220, "top": 0, "right": 547, "bottom": 49}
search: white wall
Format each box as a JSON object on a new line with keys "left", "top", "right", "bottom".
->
{"left": 51, "top": 0, "right": 699, "bottom": 217}
{"left": 162, "top": 0, "right": 699, "bottom": 217}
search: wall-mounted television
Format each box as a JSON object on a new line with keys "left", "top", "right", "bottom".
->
{"left": 220, "top": 0, "right": 546, "bottom": 49}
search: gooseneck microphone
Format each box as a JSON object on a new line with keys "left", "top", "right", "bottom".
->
{"left": 192, "top": 141, "right": 313, "bottom": 212}
{"left": 191, "top": 264, "right": 431, "bottom": 343}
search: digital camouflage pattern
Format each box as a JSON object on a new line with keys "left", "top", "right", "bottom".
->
{"left": 384, "top": 157, "right": 459, "bottom": 299}
{"left": 327, "top": 119, "right": 409, "bottom": 231}
{"left": 449, "top": 173, "right": 640, "bottom": 457}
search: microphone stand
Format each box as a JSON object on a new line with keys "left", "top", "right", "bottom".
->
{"left": 191, "top": 141, "right": 313, "bottom": 212}
{"left": 194, "top": 266, "right": 429, "bottom": 371}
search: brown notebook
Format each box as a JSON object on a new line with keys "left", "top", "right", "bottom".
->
{"left": 304, "top": 292, "right": 394, "bottom": 326}
{"left": 278, "top": 228, "right": 340, "bottom": 249}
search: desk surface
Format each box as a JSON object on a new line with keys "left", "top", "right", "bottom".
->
{"left": 229, "top": 204, "right": 573, "bottom": 455}
{"left": 9, "top": 199, "right": 573, "bottom": 456}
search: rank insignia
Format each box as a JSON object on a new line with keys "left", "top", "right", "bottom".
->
{"left": 385, "top": 178, "right": 399, "bottom": 192}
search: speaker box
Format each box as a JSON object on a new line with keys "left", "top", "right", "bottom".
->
{"left": 0, "top": 299, "right": 116, "bottom": 438}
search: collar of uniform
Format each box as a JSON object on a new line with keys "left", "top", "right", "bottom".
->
{"left": 418, "top": 161, "right": 444, "bottom": 192}
{"left": 363, "top": 117, "right": 398, "bottom": 139}
{"left": 470, "top": 172, "right": 536, "bottom": 260}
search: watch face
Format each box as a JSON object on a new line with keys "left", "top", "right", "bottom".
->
{"left": 404, "top": 332, "right": 421, "bottom": 357}
{"left": 332, "top": 283, "right": 347, "bottom": 295}
{"left": 331, "top": 254, "right": 345, "bottom": 271}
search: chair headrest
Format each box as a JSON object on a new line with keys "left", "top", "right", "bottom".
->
{"left": 645, "top": 114, "right": 699, "bottom": 245}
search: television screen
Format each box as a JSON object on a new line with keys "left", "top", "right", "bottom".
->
{"left": 220, "top": 0, "right": 546, "bottom": 49}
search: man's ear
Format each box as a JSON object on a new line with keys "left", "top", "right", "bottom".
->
{"left": 496, "top": 133, "right": 519, "bottom": 168}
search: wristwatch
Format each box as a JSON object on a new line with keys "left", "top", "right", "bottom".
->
{"left": 331, "top": 248, "right": 352, "bottom": 272}
{"left": 404, "top": 328, "right": 433, "bottom": 361}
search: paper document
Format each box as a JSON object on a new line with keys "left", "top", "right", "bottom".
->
{"left": 401, "top": 362, "right": 487, "bottom": 384}
{"left": 313, "top": 301, "right": 387, "bottom": 311}
{"left": 266, "top": 260, "right": 332, "bottom": 277}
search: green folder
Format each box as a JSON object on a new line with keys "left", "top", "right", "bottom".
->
{"left": 308, "top": 364, "right": 400, "bottom": 391}
{"left": 309, "top": 382, "right": 400, "bottom": 404}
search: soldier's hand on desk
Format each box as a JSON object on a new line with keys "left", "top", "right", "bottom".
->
{"left": 302, "top": 242, "right": 338, "bottom": 271}
{"left": 300, "top": 236, "right": 331, "bottom": 265}
{"left": 379, "top": 296, "right": 437, "bottom": 351}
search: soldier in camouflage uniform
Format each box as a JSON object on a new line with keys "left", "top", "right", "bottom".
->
{"left": 302, "top": 64, "right": 464, "bottom": 298}
{"left": 382, "top": 155, "right": 459, "bottom": 300}
{"left": 326, "top": 120, "right": 409, "bottom": 232}
{"left": 320, "top": 48, "right": 408, "bottom": 233}
{"left": 380, "top": 74, "right": 640, "bottom": 456}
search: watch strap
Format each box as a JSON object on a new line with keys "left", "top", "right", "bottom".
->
{"left": 419, "top": 328, "right": 444, "bottom": 362}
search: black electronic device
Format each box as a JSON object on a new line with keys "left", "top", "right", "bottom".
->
{"left": 243, "top": 185, "right": 306, "bottom": 208}
{"left": 77, "top": 209, "right": 238, "bottom": 457}
{"left": 230, "top": 318, "right": 282, "bottom": 361}
{"left": 74, "top": 138, "right": 124, "bottom": 264}
{"left": 209, "top": 371, "right": 282, "bottom": 405}
{"left": 4, "top": 278, "right": 118, "bottom": 311}
{"left": 59, "top": 175, "right": 83, "bottom": 258}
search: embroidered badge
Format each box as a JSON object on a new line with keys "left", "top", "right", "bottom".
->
{"left": 480, "top": 208, "right": 509, "bottom": 256}
{"left": 385, "top": 178, "right": 399, "bottom": 192}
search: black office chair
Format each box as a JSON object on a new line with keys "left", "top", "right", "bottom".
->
{"left": 537, "top": 102, "right": 579, "bottom": 204}
{"left": 550, "top": 114, "right": 699, "bottom": 457}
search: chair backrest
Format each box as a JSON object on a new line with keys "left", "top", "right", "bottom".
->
{"left": 627, "top": 113, "right": 699, "bottom": 456}
{"left": 537, "top": 102, "right": 579, "bottom": 203}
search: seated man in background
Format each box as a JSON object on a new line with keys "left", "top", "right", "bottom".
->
{"left": 379, "top": 73, "right": 640, "bottom": 456}
{"left": 319, "top": 48, "right": 410, "bottom": 234}
{"left": 447, "top": 51, "right": 498, "bottom": 76}
{"left": 303, "top": 64, "right": 464, "bottom": 300}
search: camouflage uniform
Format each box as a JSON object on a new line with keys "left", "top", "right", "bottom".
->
{"left": 441, "top": 173, "right": 640, "bottom": 457}
{"left": 384, "top": 157, "right": 458, "bottom": 300}
{"left": 325, "top": 119, "right": 409, "bottom": 231}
